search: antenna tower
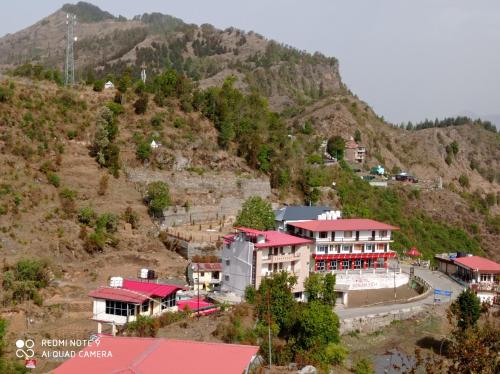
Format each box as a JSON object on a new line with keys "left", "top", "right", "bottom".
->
{"left": 65, "top": 13, "right": 76, "bottom": 86}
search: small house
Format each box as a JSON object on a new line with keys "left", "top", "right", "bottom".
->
{"left": 344, "top": 137, "right": 366, "bottom": 163}
{"left": 88, "top": 277, "right": 184, "bottom": 334}
{"left": 188, "top": 262, "right": 222, "bottom": 291}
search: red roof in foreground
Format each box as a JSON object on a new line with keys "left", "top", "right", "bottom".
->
{"left": 289, "top": 219, "right": 399, "bottom": 232}
{"left": 454, "top": 256, "right": 500, "bottom": 273}
{"left": 177, "top": 298, "right": 215, "bottom": 311}
{"left": 122, "top": 279, "right": 183, "bottom": 298}
{"left": 88, "top": 287, "right": 148, "bottom": 304}
{"left": 54, "top": 336, "right": 259, "bottom": 374}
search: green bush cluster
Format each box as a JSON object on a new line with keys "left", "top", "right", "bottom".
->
{"left": 2, "top": 259, "right": 49, "bottom": 306}
{"left": 145, "top": 181, "right": 171, "bottom": 218}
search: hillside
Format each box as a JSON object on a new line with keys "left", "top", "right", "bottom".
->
{"left": 0, "top": 2, "right": 341, "bottom": 111}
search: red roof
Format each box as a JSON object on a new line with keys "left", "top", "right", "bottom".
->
{"left": 54, "top": 336, "right": 259, "bottom": 374}
{"left": 254, "top": 231, "right": 313, "bottom": 248}
{"left": 122, "top": 279, "right": 183, "bottom": 298}
{"left": 177, "top": 298, "right": 215, "bottom": 311}
{"left": 233, "top": 227, "right": 313, "bottom": 248}
{"left": 191, "top": 263, "right": 222, "bottom": 271}
{"left": 289, "top": 219, "right": 399, "bottom": 232}
{"left": 406, "top": 247, "right": 422, "bottom": 257}
{"left": 454, "top": 256, "right": 500, "bottom": 273}
{"left": 88, "top": 287, "right": 148, "bottom": 304}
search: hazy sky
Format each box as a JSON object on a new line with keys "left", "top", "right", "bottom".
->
{"left": 1, "top": 1, "right": 500, "bottom": 125}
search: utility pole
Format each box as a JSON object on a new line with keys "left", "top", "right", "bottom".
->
{"left": 197, "top": 262, "right": 200, "bottom": 320}
{"left": 267, "top": 288, "right": 272, "bottom": 370}
{"left": 64, "top": 13, "right": 76, "bottom": 86}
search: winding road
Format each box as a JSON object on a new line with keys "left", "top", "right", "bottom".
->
{"left": 336, "top": 265, "right": 464, "bottom": 320}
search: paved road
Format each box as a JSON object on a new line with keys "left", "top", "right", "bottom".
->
{"left": 336, "top": 266, "right": 464, "bottom": 319}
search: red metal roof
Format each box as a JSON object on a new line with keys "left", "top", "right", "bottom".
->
{"left": 54, "top": 336, "right": 259, "bottom": 374}
{"left": 406, "top": 247, "right": 422, "bottom": 257}
{"left": 254, "top": 231, "right": 313, "bottom": 248}
{"left": 177, "top": 298, "right": 215, "bottom": 312}
{"left": 88, "top": 287, "right": 148, "bottom": 304}
{"left": 289, "top": 219, "right": 399, "bottom": 232}
{"left": 191, "top": 262, "right": 222, "bottom": 271}
{"left": 454, "top": 256, "right": 500, "bottom": 273}
{"left": 122, "top": 279, "right": 183, "bottom": 298}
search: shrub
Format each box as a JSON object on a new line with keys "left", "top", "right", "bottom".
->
{"left": 106, "top": 102, "right": 124, "bottom": 116}
{"left": 67, "top": 130, "right": 77, "bottom": 140}
{"left": 78, "top": 206, "right": 97, "bottom": 226}
{"left": 98, "top": 174, "right": 109, "bottom": 196}
{"left": 126, "top": 315, "right": 158, "bottom": 337}
{"left": 96, "top": 213, "right": 119, "bottom": 233}
{"left": 123, "top": 206, "right": 139, "bottom": 229}
{"left": 93, "top": 80, "right": 105, "bottom": 92}
{"left": 84, "top": 230, "right": 106, "bottom": 253}
{"left": 136, "top": 141, "right": 152, "bottom": 161}
{"left": 235, "top": 196, "right": 275, "bottom": 230}
{"left": 145, "top": 181, "right": 171, "bottom": 217}
{"left": 459, "top": 174, "right": 470, "bottom": 188}
{"left": 47, "top": 173, "right": 60, "bottom": 188}
{"left": 354, "top": 358, "right": 374, "bottom": 374}
{"left": 326, "top": 136, "right": 345, "bottom": 160}
{"left": 134, "top": 95, "right": 149, "bottom": 114}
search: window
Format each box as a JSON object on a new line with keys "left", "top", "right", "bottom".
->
{"left": 225, "top": 275, "right": 230, "bottom": 281}
{"left": 316, "top": 260, "right": 325, "bottom": 272}
{"left": 161, "top": 293, "right": 176, "bottom": 310}
{"left": 279, "top": 262, "right": 283, "bottom": 270}
{"left": 330, "top": 260, "right": 338, "bottom": 270}
{"left": 200, "top": 272, "right": 205, "bottom": 277}
{"left": 319, "top": 231, "right": 328, "bottom": 239}
{"left": 342, "top": 260, "right": 349, "bottom": 269}
{"left": 141, "top": 301, "right": 149, "bottom": 313}
{"left": 268, "top": 264, "right": 272, "bottom": 271}
{"left": 291, "top": 246, "right": 296, "bottom": 254}
{"left": 380, "top": 230, "right": 388, "bottom": 238}
{"left": 105, "top": 300, "right": 135, "bottom": 317}
{"left": 279, "top": 247, "right": 284, "bottom": 255}
{"left": 354, "top": 259, "right": 362, "bottom": 269}
{"left": 365, "top": 243, "right": 375, "bottom": 252}
{"left": 331, "top": 232, "right": 336, "bottom": 241}
{"left": 317, "top": 245, "right": 328, "bottom": 253}
{"left": 342, "top": 244, "right": 352, "bottom": 252}
{"left": 268, "top": 248, "right": 273, "bottom": 257}
{"left": 212, "top": 271, "right": 220, "bottom": 280}
{"left": 344, "top": 231, "right": 353, "bottom": 238}
{"left": 274, "top": 247, "right": 279, "bottom": 255}
{"left": 480, "top": 274, "right": 490, "bottom": 282}
{"left": 335, "top": 245, "right": 341, "bottom": 253}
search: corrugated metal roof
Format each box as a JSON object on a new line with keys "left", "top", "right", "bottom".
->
{"left": 289, "top": 219, "right": 399, "bottom": 232}
{"left": 88, "top": 287, "right": 148, "bottom": 304}
{"left": 454, "top": 256, "right": 500, "bottom": 272}
{"left": 191, "top": 263, "right": 222, "bottom": 271}
{"left": 54, "top": 336, "right": 259, "bottom": 374}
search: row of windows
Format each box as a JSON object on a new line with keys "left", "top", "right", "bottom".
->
{"left": 316, "top": 258, "right": 385, "bottom": 271}
{"left": 318, "top": 230, "right": 389, "bottom": 239}
{"left": 105, "top": 300, "right": 136, "bottom": 317}
{"left": 316, "top": 244, "right": 387, "bottom": 253}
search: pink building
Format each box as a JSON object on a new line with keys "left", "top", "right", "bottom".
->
{"left": 287, "top": 219, "right": 399, "bottom": 272}
{"left": 222, "top": 227, "right": 313, "bottom": 300}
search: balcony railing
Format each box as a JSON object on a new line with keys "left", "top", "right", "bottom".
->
{"left": 263, "top": 253, "right": 298, "bottom": 262}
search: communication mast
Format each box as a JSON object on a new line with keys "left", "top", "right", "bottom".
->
{"left": 65, "top": 13, "right": 77, "bottom": 86}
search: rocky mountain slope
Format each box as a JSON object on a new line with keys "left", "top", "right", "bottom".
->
{"left": 0, "top": 2, "right": 498, "bottom": 259}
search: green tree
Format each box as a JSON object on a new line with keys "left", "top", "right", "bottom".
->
{"left": 354, "top": 129, "right": 362, "bottom": 143}
{"left": 235, "top": 196, "right": 275, "bottom": 230}
{"left": 304, "top": 273, "right": 324, "bottom": 302}
{"left": 292, "top": 301, "right": 340, "bottom": 350}
{"left": 134, "top": 94, "right": 149, "bottom": 114}
{"left": 255, "top": 272, "right": 297, "bottom": 331}
{"left": 145, "top": 181, "right": 171, "bottom": 218}
{"left": 449, "top": 289, "right": 481, "bottom": 331}
{"left": 323, "top": 273, "right": 336, "bottom": 307}
{"left": 326, "top": 135, "right": 345, "bottom": 160}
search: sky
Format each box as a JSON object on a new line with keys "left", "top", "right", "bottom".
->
{"left": 1, "top": 0, "right": 500, "bottom": 125}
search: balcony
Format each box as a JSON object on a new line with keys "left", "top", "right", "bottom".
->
{"left": 263, "top": 253, "right": 298, "bottom": 263}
